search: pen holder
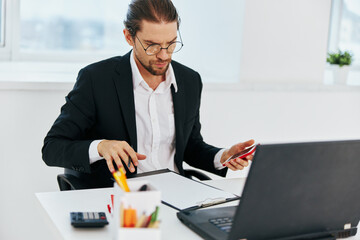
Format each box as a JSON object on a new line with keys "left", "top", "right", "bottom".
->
{"left": 112, "top": 180, "right": 161, "bottom": 240}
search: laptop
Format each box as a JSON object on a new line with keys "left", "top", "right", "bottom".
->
{"left": 177, "top": 140, "right": 360, "bottom": 240}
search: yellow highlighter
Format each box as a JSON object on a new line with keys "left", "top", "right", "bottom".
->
{"left": 119, "top": 167, "right": 130, "bottom": 192}
{"left": 112, "top": 168, "right": 130, "bottom": 192}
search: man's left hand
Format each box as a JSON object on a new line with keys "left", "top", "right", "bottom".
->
{"left": 220, "top": 139, "right": 255, "bottom": 171}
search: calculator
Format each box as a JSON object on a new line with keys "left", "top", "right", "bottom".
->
{"left": 70, "top": 212, "right": 109, "bottom": 228}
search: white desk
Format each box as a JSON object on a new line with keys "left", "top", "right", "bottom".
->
{"left": 35, "top": 178, "right": 245, "bottom": 240}
{"left": 36, "top": 178, "right": 360, "bottom": 240}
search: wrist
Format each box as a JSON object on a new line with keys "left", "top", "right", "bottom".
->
{"left": 89, "top": 139, "right": 105, "bottom": 164}
{"left": 97, "top": 139, "right": 107, "bottom": 157}
{"left": 220, "top": 149, "right": 230, "bottom": 164}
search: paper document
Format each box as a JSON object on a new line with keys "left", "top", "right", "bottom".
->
{"left": 128, "top": 170, "right": 237, "bottom": 210}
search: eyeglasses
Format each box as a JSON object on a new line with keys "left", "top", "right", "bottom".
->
{"left": 135, "top": 31, "right": 184, "bottom": 56}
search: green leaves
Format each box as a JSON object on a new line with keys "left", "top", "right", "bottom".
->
{"left": 327, "top": 50, "right": 353, "bottom": 67}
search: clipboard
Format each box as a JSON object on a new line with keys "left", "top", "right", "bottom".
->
{"left": 127, "top": 169, "right": 240, "bottom": 211}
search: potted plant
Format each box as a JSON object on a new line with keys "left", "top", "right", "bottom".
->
{"left": 326, "top": 50, "right": 353, "bottom": 84}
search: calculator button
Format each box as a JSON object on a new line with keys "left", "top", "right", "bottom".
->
{"left": 83, "top": 212, "right": 88, "bottom": 219}
{"left": 89, "top": 212, "right": 94, "bottom": 219}
{"left": 94, "top": 212, "right": 99, "bottom": 219}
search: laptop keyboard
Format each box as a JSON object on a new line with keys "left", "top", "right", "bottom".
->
{"left": 209, "top": 217, "right": 233, "bottom": 233}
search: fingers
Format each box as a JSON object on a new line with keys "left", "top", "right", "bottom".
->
{"left": 118, "top": 150, "right": 134, "bottom": 171}
{"left": 122, "top": 143, "right": 138, "bottom": 172}
{"left": 236, "top": 139, "right": 255, "bottom": 152}
{"left": 103, "top": 150, "right": 125, "bottom": 174}
{"left": 224, "top": 161, "right": 237, "bottom": 171}
{"left": 244, "top": 139, "right": 255, "bottom": 146}
{"left": 98, "top": 140, "right": 146, "bottom": 173}
{"left": 136, "top": 153, "right": 147, "bottom": 160}
{"left": 226, "top": 139, "right": 255, "bottom": 158}
{"left": 224, "top": 158, "right": 249, "bottom": 171}
{"left": 112, "top": 151, "right": 125, "bottom": 170}
{"left": 238, "top": 158, "right": 249, "bottom": 167}
{"left": 103, "top": 154, "right": 117, "bottom": 173}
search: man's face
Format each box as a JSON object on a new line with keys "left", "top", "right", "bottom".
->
{"left": 127, "top": 20, "right": 178, "bottom": 76}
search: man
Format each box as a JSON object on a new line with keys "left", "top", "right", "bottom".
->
{"left": 42, "top": 0, "right": 254, "bottom": 188}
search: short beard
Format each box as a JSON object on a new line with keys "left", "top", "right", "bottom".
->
{"left": 148, "top": 59, "right": 171, "bottom": 75}
{"left": 135, "top": 52, "right": 171, "bottom": 76}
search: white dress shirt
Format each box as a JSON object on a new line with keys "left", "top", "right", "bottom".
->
{"left": 89, "top": 52, "right": 225, "bottom": 172}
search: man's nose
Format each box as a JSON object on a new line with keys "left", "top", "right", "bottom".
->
{"left": 156, "top": 48, "right": 170, "bottom": 60}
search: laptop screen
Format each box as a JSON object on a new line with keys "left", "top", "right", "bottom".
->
{"left": 229, "top": 140, "right": 360, "bottom": 239}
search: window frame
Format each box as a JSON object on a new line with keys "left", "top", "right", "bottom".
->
{"left": 0, "top": 0, "right": 14, "bottom": 61}
{"left": 327, "top": 0, "right": 342, "bottom": 53}
{"left": 0, "top": 0, "right": 5, "bottom": 47}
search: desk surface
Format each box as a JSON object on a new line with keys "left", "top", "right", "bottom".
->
{"left": 36, "top": 178, "right": 245, "bottom": 240}
{"left": 36, "top": 178, "right": 360, "bottom": 240}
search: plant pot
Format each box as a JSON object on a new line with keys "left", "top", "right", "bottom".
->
{"left": 332, "top": 65, "right": 350, "bottom": 85}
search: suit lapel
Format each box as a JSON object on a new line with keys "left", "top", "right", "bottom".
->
{"left": 171, "top": 64, "right": 186, "bottom": 168}
{"left": 113, "top": 52, "right": 137, "bottom": 151}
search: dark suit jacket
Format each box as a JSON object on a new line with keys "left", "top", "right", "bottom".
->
{"left": 42, "top": 51, "right": 227, "bottom": 188}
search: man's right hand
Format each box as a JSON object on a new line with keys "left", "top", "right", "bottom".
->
{"left": 97, "top": 140, "right": 146, "bottom": 173}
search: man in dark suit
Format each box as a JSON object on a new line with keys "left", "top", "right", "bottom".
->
{"left": 42, "top": 0, "right": 254, "bottom": 188}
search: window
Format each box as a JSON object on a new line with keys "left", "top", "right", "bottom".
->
{"left": 0, "top": 0, "right": 4, "bottom": 47}
{"left": 0, "top": 0, "right": 250, "bottom": 83}
{"left": 328, "top": 0, "right": 360, "bottom": 67}
{"left": 20, "top": 0, "right": 129, "bottom": 53}
{"left": 19, "top": 0, "right": 245, "bottom": 83}
{"left": 1, "top": 0, "right": 245, "bottom": 84}
{"left": 18, "top": 0, "right": 131, "bottom": 60}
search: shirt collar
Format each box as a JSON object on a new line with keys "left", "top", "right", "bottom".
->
{"left": 130, "top": 51, "right": 178, "bottom": 93}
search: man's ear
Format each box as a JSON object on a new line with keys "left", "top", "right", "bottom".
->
{"left": 123, "top": 29, "right": 134, "bottom": 46}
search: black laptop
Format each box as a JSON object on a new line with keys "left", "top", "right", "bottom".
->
{"left": 177, "top": 140, "right": 360, "bottom": 240}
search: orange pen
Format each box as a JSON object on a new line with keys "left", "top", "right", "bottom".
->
{"left": 124, "top": 207, "right": 137, "bottom": 228}
{"left": 129, "top": 208, "right": 137, "bottom": 227}
{"left": 123, "top": 209, "right": 130, "bottom": 227}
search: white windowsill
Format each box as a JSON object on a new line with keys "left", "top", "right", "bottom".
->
{"left": 0, "top": 61, "right": 360, "bottom": 91}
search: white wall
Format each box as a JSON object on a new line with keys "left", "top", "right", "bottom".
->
{"left": 240, "top": 0, "right": 331, "bottom": 84}
{"left": 200, "top": 87, "right": 360, "bottom": 178}
{"left": 174, "top": 0, "right": 332, "bottom": 84}
{"left": 0, "top": 89, "right": 65, "bottom": 239}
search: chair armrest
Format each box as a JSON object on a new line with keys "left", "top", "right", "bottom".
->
{"left": 184, "top": 169, "right": 212, "bottom": 181}
{"left": 57, "top": 174, "right": 90, "bottom": 191}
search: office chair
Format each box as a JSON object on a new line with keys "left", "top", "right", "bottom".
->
{"left": 57, "top": 168, "right": 211, "bottom": 191}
